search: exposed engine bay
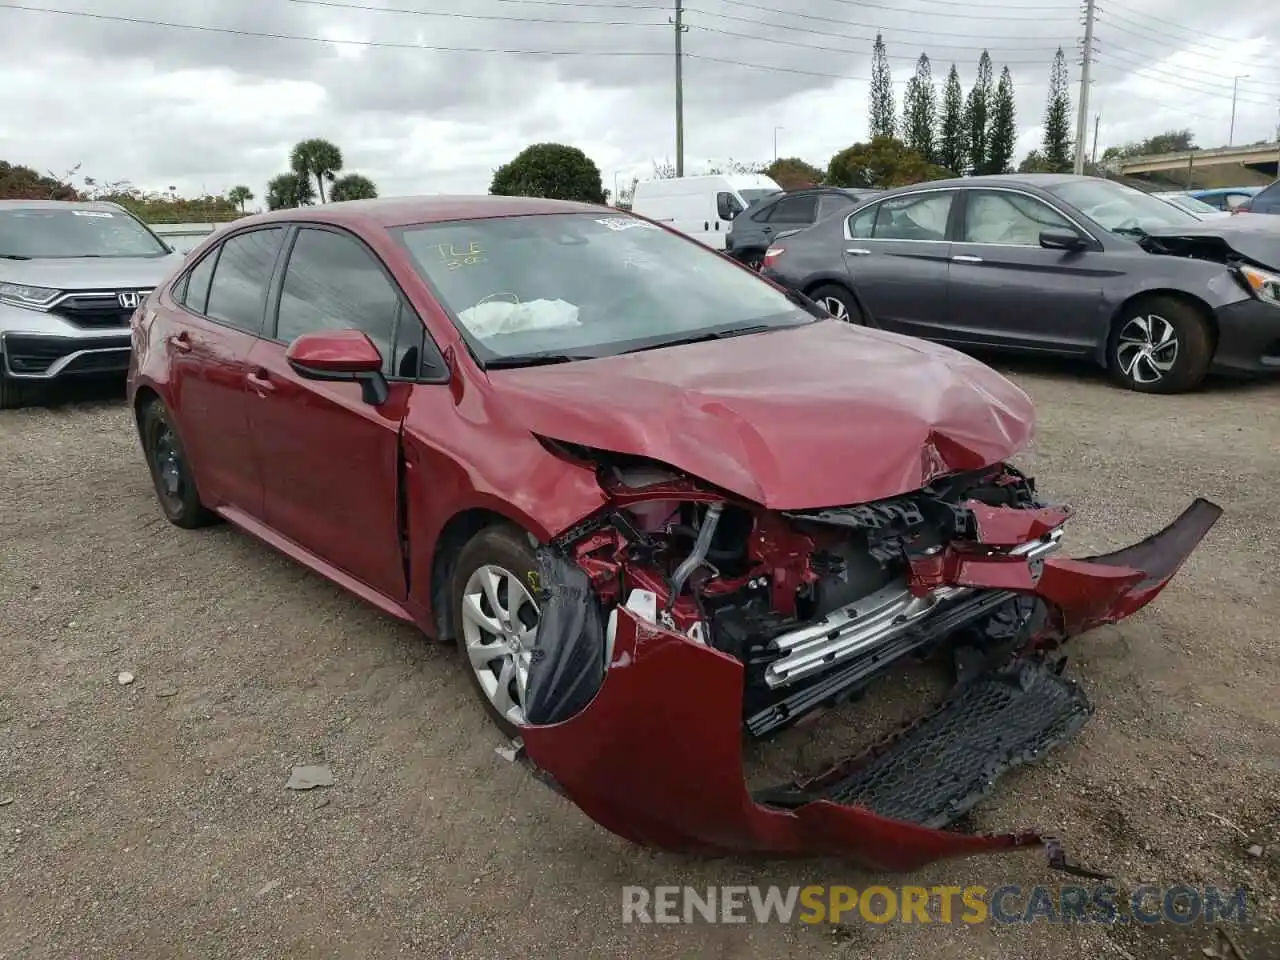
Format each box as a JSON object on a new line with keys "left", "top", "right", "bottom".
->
{"left": 538, "top": 440, "right": 1069, "bottom": 737}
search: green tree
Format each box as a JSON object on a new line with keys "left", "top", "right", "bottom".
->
{"left": 964, "top": 50, "right": 994, "bottom": 174}
{"left": 490, "top": 143, "right": 606, "bottom": 203}
{"left": 0, "top": 160, "right": 81, "bottom": 200}
{"left": 902, "top": 54, "right": 938, "bottom": 164}
{"left": 329, "top": 174, "right": 378, "bottom": 201}
{"left": 1043, "top": 47, "right": 1073, "bottom": 172}
{"left": 227, "top": 185, "right": 254, "bottom": 213}
{"left": 937, "top": 65, "right": 967, "bottom": 176}
{"left": 869, "top": 34, "right": 896, "bottom": 140}
{"left": 827, "top": 136, "right": 951, "bottom": 189}
{"left": 764, "top": 157, "right": 825, "bottom": 189}
{"left": 265, "top": 172, "right": 315, "bottom": 211}
{"left": 289, "top": 138, "right": 344, "bottom": 204}
{"left": 1101, "top": 129, "right": 1197, "bottom": 162}
{"left": 983, "top": 66, "right": 1017, "bottom": 175}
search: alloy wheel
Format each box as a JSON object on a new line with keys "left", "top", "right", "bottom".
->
{"left": 460, "top": 564, "right": 540, "bottom": 727}
{"left": 150, "top": 421, "right": 186, "bottom": 512}
{"left": 818, "top": 296, "right": 849, "bottom": 321}
{"left": 1115, "top": 314, "right": 1179, "bottom": 385}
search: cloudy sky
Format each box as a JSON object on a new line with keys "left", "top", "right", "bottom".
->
{"left": 0, "top": 0, "right": 1277, "bottom": 204}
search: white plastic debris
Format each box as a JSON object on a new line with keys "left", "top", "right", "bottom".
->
{"left": 284, "top": 765, "right": 334, "bottom": 791}
{"left": 117, "top": 672, "right": 134, "bottom": 686}
{"left": 458, "top": 298, "right": 580, "bottom": 339}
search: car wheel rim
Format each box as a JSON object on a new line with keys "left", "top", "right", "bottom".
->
{"left": 818, "top": 296, "right": 849, "bottom": 321}
{"left": 1116, "top": 314, "right": 1179, "bottom": 385}
{"left": 461, "top": 563, "right": 540, "bottom": 727}
{"left": 151, "top": 422, "right": 185, "bottom": 508}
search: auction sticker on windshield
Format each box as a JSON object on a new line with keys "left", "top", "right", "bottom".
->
{"left": 72, "top": 211, "right": 115, "bottom": 218}
{"left": 596, "top": 217, "right": 658, "bottom": 232}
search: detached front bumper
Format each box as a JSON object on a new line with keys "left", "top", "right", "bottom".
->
{"left": 520, "top": 499, "right": 1221, "bottom": 870}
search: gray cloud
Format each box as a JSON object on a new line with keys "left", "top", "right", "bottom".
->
{"left": 0, "top": 0, "right": 1276, "bottom": 200}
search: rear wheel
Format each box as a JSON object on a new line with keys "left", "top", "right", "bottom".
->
{"left": 739, "top": 250, "right": 764, "bottom": 271}
{"left": 808, "top": 283, "right": 865, "bottom": 325}
{"left": 1107, "top": 295, "right": 1213, "bottom": 394}
{"left": 452, "top": 525, "right": 542, "bottom": 739}
{"left": 139, "top": 398, "right": 216, "bottom": 528}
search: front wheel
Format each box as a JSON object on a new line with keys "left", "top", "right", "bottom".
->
{"left": 807, "top": 283, "right": 865, "bottom": 325}
{"left": 1107, "top": 296, "right": 1213, "bottom": 394}
{"left": 452, "top": 525, "right": 542, "bottom": 739}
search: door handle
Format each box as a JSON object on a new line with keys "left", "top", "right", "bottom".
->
{"left": 951, "top": 255, "right": 984, "bottom": 263}
{"left": 168, "top": 333, "right": 192, "bottom": 353}
{"left": 246, "top": 369, "right": 275, "bottom": 395}
{"left": 845, "top": 248, "right": 871, "bottom": 256}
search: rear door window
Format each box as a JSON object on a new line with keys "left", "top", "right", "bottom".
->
{"left": 1248, "top": 183, "right": 1280, "bottom": 213}
{"left": 769, "top": 195, "right": 819, "bottom": 224}
{"left": 205, "top": 227, "right": 285, "bottom": 334}
{"left": 180, "top": 249, "right": 219, "bottom": 315}
{"left": 872, "top": 192, "right": 954, "bottom": 241}
{"left": 817, "top": 194, "right": 856, "bottom": 220}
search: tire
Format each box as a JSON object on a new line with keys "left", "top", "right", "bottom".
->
{"left": 738, "top": 250, "right": 764, "bottom": 271}
{"left": 808, "top": 283, "right": 865, "bottom": 325}
{"left": 0, "top": 369, "right": 37, "bottom": 410}
{"left": 451, "top": 525, "right": 542, "bottom": 739}
{"left": 139, "top": 398, "right": 216, "bottom": 529}
{"left": 1106, "top": 295, "right": 1213, "bottom": 394}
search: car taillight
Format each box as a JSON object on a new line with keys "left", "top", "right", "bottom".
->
{"left": 763, "top": 246, "right": 785, "bottom": 267}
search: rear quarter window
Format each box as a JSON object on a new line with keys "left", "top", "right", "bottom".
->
{"left": 1249, "top": 183, "right": 1280, "bottom": 211}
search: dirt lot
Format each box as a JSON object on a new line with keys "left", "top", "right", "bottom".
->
{"left": 1, "top": 363, "right": 1278, "bottom": 960}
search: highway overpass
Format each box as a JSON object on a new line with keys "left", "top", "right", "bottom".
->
{"left": 1113, "top": 142, "right": 1279, "bottom": 188}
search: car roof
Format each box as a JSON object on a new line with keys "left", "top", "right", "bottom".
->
{"left": 0, "top": 198, "right": 128, "bottom": 212}
{"left": 1190, "top": 186, "right": 1262, "bottom": 195}
{"left": 865, "top": 173, "right": 1111, "bottom": 201}
{"left": 237, "top": 195, "right": 610, "bottom": 230}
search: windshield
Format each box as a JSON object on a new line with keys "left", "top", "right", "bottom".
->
{"left": 1158, "top": 193, "right": 1218, "bottom": 215}
{"left": 0, "top": 207, "right": 169, "bottom": 259}
{"left": 394, "top": 212, "right": 812, "bottom": 365}
{"left": 739, "top": 188, "right": 781, "bottom": 205}
{"left": 1043, "top": 179, "right": 1202, "bottom": 234}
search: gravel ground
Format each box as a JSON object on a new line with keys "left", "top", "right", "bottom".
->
{"left": 1, "top": 363, "right": 1278, "bottom": 960}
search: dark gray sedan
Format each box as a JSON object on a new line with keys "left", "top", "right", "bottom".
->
{"left": 761, "top": 174, "right": 1280, "bottom": 393}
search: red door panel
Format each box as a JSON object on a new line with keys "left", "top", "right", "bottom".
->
{"left": 167, "top": 318, "right": 261, "bottom": 514}
{"left": 244, "top": 338, "right": 409, "bottom": 600}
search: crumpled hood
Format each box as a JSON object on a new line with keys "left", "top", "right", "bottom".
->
{"left": 1141, "top": 216, "right": 1280, "bottom": 270}
{"left": 488, "top": 320, "right": 1035, "bottom": 510}
{"left": 0, "top": 254, "right": 184, "bottom": 291}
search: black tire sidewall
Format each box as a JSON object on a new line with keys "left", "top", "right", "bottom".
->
{"left": 140, "top": 400, "right": 209, "bottom": 527}
{"left": 451, "top": 525, "right": 540, "bottom": 739}
{"left": 809, "top": 284, "right": 864, "bottom": 325}
{"left": 1107, "top": 296, "right": 1212, "bottom": 394}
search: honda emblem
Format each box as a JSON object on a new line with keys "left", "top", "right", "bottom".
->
{"left": 118, "top": 291, "right": 141, "bottom": 309}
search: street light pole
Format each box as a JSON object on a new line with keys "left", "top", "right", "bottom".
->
{"left": 773, "top": 126, "right": 783, "bottom": 162}
{"left": 1229, "top": 75, "right": 1249, "bottom": 146}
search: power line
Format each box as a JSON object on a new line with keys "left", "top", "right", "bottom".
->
{"left": 697, "top": 0, "right": 1076, "bottom": 23}
{"left": 1093, "top": 56, "right": 1275, "bottom": 106}
{"left": 1094, "top": 46, "right": 1277, "bottom": 102}
{"left": 1098, "top": 16, "right": 1280, "bottom": 79}
{"left": 1104, "top": 0, "right": 1273, "bottom": 48}
{"left": 284, "top": 0, "right": 664, "bottom": 28}
{"left": 685, "top": 4, "right": 1071, "bottom": 43}
{"left": 0, "top": 2, "right": 669, "bottom": 55}
{"left": 809, "top": 0, "right": 1073, "bottom": 11}
{"left": 685, "top": 22, "right": 1066, "bottom": 61}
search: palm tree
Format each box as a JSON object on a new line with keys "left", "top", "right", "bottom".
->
{"left": 227, "top": 185, "right": 254, "bottom": 213}
{"left": 329, "top": 174, "right": 378, "bottom": 202}
{"left": 265, "top": 173, "right": 315, "bottom": 211}
{"left": 289, "top": 138, "right": 343, "bottom": 204}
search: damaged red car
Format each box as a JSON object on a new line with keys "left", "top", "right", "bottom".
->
{"left": 128, "top": 196, "right": 1221, "bottom": 871}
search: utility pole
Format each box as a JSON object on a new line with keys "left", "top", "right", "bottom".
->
{"left": 1229, "top": 75, "right": 1249, "bottom": 146}
{"left": 1072, "top": 0, "right": 1096, "bottom": 175}
{"left": 1091, "top": 113, "right": 1100, "bottom": 167}
{"left": 671, "top": 0, "right": 688, "bottom": 177}
{"left": 773, "top": 126, "right": 783, "bottom": 162}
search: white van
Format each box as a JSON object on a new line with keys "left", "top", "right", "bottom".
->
{"left": 631, "top": 174, "right": 782, "bottom": 249}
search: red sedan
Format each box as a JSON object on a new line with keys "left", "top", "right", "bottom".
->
{"left": 127, "top": 196, "right": 1219, "bottom": 871}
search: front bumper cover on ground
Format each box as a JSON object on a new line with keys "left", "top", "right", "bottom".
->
{"left": 520, "top": 498, "right": 1222, "bottom": 870}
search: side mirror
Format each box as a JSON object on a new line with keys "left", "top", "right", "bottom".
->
{"left": 1040, "top": 230, "right": 1087, "bottom": 251}
{"left": 286, "top": 329, "right": 389, "bottom": 405}
{"left": 716, "top": 194, "right": 741, "bottom": 221}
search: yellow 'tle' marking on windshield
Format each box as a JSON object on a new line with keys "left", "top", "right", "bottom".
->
{"left": 437, "top": 240, "right": 486, "bottom": 270}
